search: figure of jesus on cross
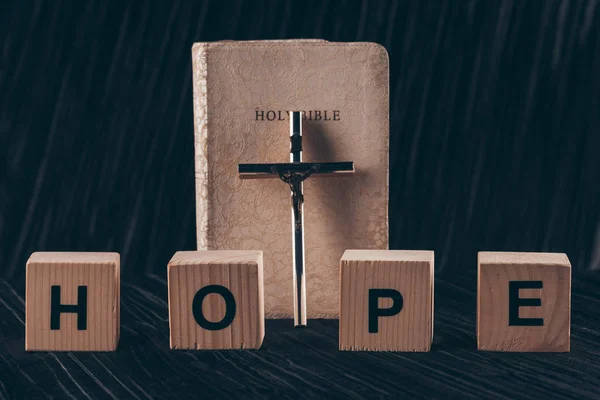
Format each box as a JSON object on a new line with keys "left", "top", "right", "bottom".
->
{"left": 239, "top": 111, "right": 355, "bottom": 327}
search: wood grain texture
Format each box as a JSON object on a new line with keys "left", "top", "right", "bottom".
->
{"left": 339, "top": 250, "right": 434, "bottom": 351}
{"left": 25, "top": 252, "right": 120, "bottom": 351}
{"left": 167, "top": 250, "right": 264, "bottom": 350}
{"left": 477, "top": 252, "right": 571, "bottom": 352}
{"left": 3, "top": 271, "right": 600, "bottom": 399}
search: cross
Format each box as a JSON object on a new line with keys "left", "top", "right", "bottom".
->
{"left": 239, "top": 111, "right": 354, "bottom": 327}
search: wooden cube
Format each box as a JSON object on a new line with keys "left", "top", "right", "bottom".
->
{"left": 25, "top": 252, "right": 120, "bottom": 351}
{"left": 168, "top": 250, "right": 265, "bottom": 350}
{"left": 477, "top": 252, "right": 571, "bottom": 352}
{"left": 339, "top": 250, "right": 434, "bottom": 351}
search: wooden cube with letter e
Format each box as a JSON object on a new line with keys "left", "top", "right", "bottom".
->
{"left": 25, "top": 252, "right": 120, "bottom": 351}
{"left": 477, "top": 252, "right": 571, "bottom": 352}
{"left": 339, "top": 250, "right": 434, "bottom": 351}
{"left": 167, "top": 250, "right": 265, "bottom": 350}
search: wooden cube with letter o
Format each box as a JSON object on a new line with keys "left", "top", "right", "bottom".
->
{"left": 477, "top": 252, "right": 571, "bottom": 352}
{"left": 167, "top": 250, "right": 265, "bottom": 350}
{"left": 339, "top": 250, "right": 434, "bottom": 351}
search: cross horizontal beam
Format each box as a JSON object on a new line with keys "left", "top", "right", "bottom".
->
{"left": 238, "top": 161, "right": 355, "bottom": 180}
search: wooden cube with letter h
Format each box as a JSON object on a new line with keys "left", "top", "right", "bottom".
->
{"left": 25, "top": 252, "right": 120, "bottom": 351}
{"left": 168, "top": 250, "right": 265, "bottom": 350}
{"left": 477, "top": 252, "right": 571, "bottom": 352}
{"left": 339, "top": 250, "right": 434, "bottom": 351}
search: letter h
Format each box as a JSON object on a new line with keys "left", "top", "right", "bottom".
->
{"left": 50, "top": 285, "right": 88, "bottom": 330}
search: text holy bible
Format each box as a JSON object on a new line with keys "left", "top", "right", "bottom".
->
{"left": 191, "top": 40, "right": 389, "bottom": 318}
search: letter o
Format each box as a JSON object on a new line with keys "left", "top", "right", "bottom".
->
{"left": 192, "top": 285, "right": 236, "bottom": 331}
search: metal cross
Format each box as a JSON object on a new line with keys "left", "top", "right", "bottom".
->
{"left": 239, "top": 111, "right": 354, "bottom": 327}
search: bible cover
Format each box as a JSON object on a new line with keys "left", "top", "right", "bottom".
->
{"left": 192, "top": 40, "right": 389, "bottom": 318}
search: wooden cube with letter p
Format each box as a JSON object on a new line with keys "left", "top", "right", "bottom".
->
{"left": 477, "top": 252, "right": 571, "bottom": 352}
{"left": 168, "top": 250, "right": 265, "bottom": 350}
{"left": 25, "top": 252, "right": 120, "bottom": 351}
{"left": 339, "top": 250, "right": 434, "bottom": 351}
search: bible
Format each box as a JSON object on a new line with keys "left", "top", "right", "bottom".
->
{"left": 192, "top": 40, "right": 389, "bottom": 318}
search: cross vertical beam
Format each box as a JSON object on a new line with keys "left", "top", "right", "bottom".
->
{"left": 289, "top": 111, "right": 306, "bottom": 327}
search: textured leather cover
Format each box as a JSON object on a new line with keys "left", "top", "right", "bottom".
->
{"left": 192, "top": 40, "right": 389, "bottom": 318}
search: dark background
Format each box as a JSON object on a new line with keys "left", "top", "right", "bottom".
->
{"left": 1, "top": 0, "right": 599, "bottom": 282}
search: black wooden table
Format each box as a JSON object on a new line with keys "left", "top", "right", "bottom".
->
{"left": 1, "top": 271, "right": 599, "bottom": 399}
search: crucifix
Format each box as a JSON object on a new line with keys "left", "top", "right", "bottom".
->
{"left": 238, "top": 111, "right": 355, "bottom": 327}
